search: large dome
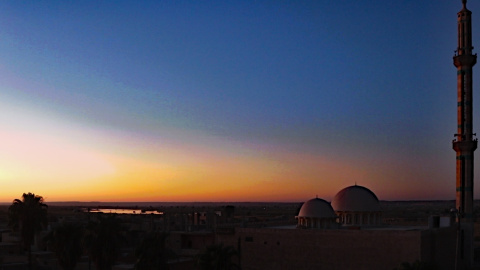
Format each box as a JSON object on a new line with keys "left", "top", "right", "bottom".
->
{"left": 331, "top": 185, "right": 380, "bottom": 212}
{"left": 298, "top": 198, "right": 336, "bottom": 218}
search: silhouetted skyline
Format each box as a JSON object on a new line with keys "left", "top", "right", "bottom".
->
{"left": 0, "top": 1, "right": 477, "bottom": 202}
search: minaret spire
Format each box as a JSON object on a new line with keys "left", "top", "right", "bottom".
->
{"left": 453, "top": 0, "right": 477, "bottom": 268}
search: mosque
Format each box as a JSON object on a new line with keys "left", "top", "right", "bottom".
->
{"left": 212, "top": 184, "right": 457, "bottom": 270}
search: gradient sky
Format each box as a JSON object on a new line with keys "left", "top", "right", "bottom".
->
{"left": 0, "top": 1, "right": 476, "bottom": 202}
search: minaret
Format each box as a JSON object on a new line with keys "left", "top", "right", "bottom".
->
{"left": 453, "top": 0, "right": 477, "bottom": 268}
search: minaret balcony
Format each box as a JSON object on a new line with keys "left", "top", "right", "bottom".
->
{"left": 453, "top": 140, "right": 478, "bottom": 152}
{"left": 454, "top": 54, "right": 477, "bottom": 67}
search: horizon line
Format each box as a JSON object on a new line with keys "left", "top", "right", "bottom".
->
{"left": 0, "top": 199, "right": 460, "bottom": 206}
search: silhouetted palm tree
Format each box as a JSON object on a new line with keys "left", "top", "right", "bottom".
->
{"left": 134, "top": 231, "right": 171, "bottom": 270}
{"left": 196, "top": 243, "right": 239, "bottom": 270}
{"left": 44, "top": 222, "right": 84, "bottom": 270}
{"left": 8, "top": 192, "right": 48, "bottom": 270}
{"left": 83, "top": 214, "right": 124, "bottom": 270}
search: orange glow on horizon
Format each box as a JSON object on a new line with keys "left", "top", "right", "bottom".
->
{"left": 0, "top": 97, "right": 457, "bottom": 203}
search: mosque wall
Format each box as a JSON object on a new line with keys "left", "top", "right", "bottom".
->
{"left": 216, "top": 227, "right": 456, "bottom": 270}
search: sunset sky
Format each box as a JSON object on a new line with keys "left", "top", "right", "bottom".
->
{"left": 0, "top": 1, "right": 476, "bottom": 202}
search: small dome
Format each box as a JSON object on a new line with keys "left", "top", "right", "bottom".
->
{"left": 298, "top": 198, "right": 336, "bottom": 218}
{"left": 332, "top": 185, "right": 380, "bottom": 212}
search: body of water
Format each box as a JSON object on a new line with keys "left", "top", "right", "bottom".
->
{"left": 84, "top": 208, "right": 163, "bottom": 215}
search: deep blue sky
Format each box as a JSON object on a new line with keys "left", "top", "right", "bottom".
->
{"left": 0, "top": 1, "right": 476, "bottom": 201}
